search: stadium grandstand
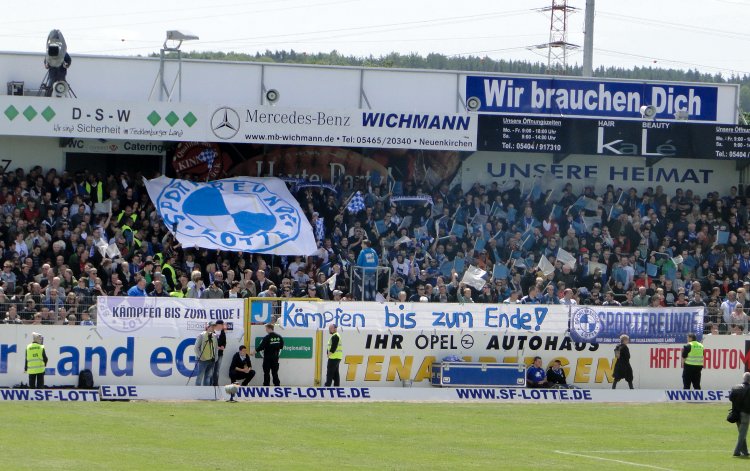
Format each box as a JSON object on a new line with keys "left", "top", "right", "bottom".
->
{"left": 0, "top": 162, "right": 744, "bottom": 335}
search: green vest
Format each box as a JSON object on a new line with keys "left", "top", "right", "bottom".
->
{"left": 26, "top": 343, "right": 45, "bottom": 375}
{"left": 170, "top": 290, "right": 185, "bottom": 298}
{"left": 685, "top": 340, "right": 704, "bottom": 366}
{"left": 328, "top": 332, "right": 343, "bottom": 360}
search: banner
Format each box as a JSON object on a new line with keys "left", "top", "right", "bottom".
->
{"left": 477, "top": 114, "right": 750, "bottom": 159}
{"left": 0, "top": 96, "right": 477, "bottom": 151}
{"left": 144, "top": 176, "right": 316, "bottom": 255}
{"left": 0, "top": 326, "right": 746, "bottom": 389}
{"left": 96, "top": 296, "right": 244, "bottom": 339}
{"left": 279, "top": 300, "right": 570, "bottom": 332}
{"left": 461, "top": 151, "right": 739, "bottom": 196}
{"left": 569, "top": 306, "right": 704, "bottom": 344}
{"left": 465, "top": 75, "right": 738, "bottom": 123}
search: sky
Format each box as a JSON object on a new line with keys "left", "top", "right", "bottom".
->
{"left": 1, "top": 0, "right": 748, "bottom": 77}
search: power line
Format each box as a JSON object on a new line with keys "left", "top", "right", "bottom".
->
{"left": 77, "top": 8, "right": 535, "bottom": 54}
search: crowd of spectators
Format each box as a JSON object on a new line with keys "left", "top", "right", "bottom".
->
{"left": 0, "top": 163, "right": 747, "bottom": 334}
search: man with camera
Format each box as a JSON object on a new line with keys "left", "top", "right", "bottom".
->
{"left": 194, "top": 321, "right": 219, "bottom": 386}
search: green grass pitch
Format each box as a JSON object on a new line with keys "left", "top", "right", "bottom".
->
{"left": 0, "top": 402, "right": 743, "bottom": 470}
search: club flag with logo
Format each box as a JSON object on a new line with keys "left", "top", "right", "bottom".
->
{"left": 144, "top": 176, "right": 316, "bottom": 255}
{"left": 569, "top": 306, "right": 704, "bottom": 343}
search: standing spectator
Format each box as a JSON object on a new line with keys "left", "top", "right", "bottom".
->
{"left": 633, "top": 286, "right": 650, "bottom": 306}
{"left": 252, "top": 323, "right": 284, "bottom": 387}
{"left": 730, "top": 304, "right": 749, "bottom": 333}
{"left": 1, "top": 262, "right": 17, "bottom": 293}
{"left": 560, "top": 288, "right": 578, "bottom": 306}
{"left": 681, "top": 333, "right": 705, "bottom": 390}
{"left": 722, "top": 291, "right": 741, "bottom": 328}
{"left": 211, "top": 320, "right": 226, "bottom": 386}
{"left": 612, "top": 334, "right": 634, "bottom": 389}
{"left": 356, "top": 239, "right": 379, "bottom": 301}
{"left": 24, "top": 332, "right": 47, "bottom": 389}
{"left": 193, "top": 321, "right": 218, "bottom": 386}
{"left": 729, "top": 372, "right": 750, "bottom": 457}
{"left": 324, "top": 324, "right": 342, "bottom": 387}
{"left": 201, "top": 280, "right": 225, "bottom": 299}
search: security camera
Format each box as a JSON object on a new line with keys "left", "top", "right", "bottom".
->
{"left": 166, "top": 30, "right": 199, "bottom": 41}
{"left": 46, "top": 29, "right": 67, "bottom": 68}
{"left": 265, "top": 89, "right": 280, "bottom": 104}
{"left": 466, "top": 96, "right": 482, "bottom": 111}
{"left": 639, "top": 105, "right": 657, "bottom": 119}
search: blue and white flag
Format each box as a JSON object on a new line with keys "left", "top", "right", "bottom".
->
{"left": 145, "top": 176, "right": 317, "bottom": 255}
{"left": 347, "top": 191, "right": 365, "bottom": 214}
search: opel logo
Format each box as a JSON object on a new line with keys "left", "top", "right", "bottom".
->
{"left": 210, "top": 107, "right": 240, "bottom": 140}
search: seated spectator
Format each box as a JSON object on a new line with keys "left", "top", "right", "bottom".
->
{"left": 546, "top": 360, "right": 571, "bottom": 388}
{"left": 526, "top": 356, "right": 549, "bottom": 388}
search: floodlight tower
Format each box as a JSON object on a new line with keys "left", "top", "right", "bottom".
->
{"left": 541, "top": 0, "right": 579, "bottom": 75}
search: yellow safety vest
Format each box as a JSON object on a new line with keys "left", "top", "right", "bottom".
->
{"left": 685, "top": 341, "right": 704, "bottom": 367}
{"left": 170, "top": 290, "right": 185, "bottom": 298}
{"left": 162, "top": 263, "right": 177, "bottom": 288}
{"left": 85, "top": 182, "right": 104, "bottom": 203}
{"left": 26, "top": 343, "right": 45, "bottom": 375}
{"left": 328, "top": 332, "right": 343, "bottom": 360}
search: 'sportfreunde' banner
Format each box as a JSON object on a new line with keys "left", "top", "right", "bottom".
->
{"left": 569, "top": 306, "right": 704, "bottom": 344}
{"left": 279, "top": 300, "right": 570, "bottom": 332}
{"left": 0, "top": 96, "right": 477, "bottom": 151}
{"left": 96, "top": 296, "right": 245, "bottom": 339}
{"left": 144, "top": 176, "right": 317, "bottom": 255}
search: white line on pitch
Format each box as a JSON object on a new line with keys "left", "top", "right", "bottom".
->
{"left": 554, "top": 450, "right": 678, "bottom": 471}
{"left": 569, "top": 450, "right": 714, "bottom": 454}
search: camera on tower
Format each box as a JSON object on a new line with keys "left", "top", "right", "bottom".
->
{"left": 46, "top": 30, "right": 67, "bottom": 68}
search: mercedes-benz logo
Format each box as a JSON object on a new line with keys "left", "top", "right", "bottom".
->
{"left": 210, "top": 107, "right": 240, "bottom": 140}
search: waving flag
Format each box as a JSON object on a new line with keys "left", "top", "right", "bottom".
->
{"left": 145, "top": 176, "right": 316, "bottom": 255}
{"left": 347, "top": 191, "right": 365, "bottom": 214}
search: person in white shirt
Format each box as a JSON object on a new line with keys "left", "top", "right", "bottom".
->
{"left": 722, "top": 291, "right": 740, "bottom": 326}
{"left": 561, "top": 288, "right": 578, "bottom": 306}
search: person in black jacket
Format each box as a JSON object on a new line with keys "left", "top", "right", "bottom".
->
{"left": 211, "top": 320, "right": 227, "bottom": 386}
{"left": 730, "top": 372, "right": 750, "bottom": 457}
{"left": 251, "top": 323, "right": 284, "bottom": 386}
{"left": 228, "top": 346, "right": 255, "bottom": 386}
{"left": 612, "top": 334, "right": 634, "bottom": 389}
{"left": 546, "top": 360, "right": 570, "bottom": 388}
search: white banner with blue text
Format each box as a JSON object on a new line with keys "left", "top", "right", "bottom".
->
{"left": 279, "top": 300, "right": 570, "bottom": 332}
{"left": 96, "top": 296, "right": 244, "bottom": 339}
